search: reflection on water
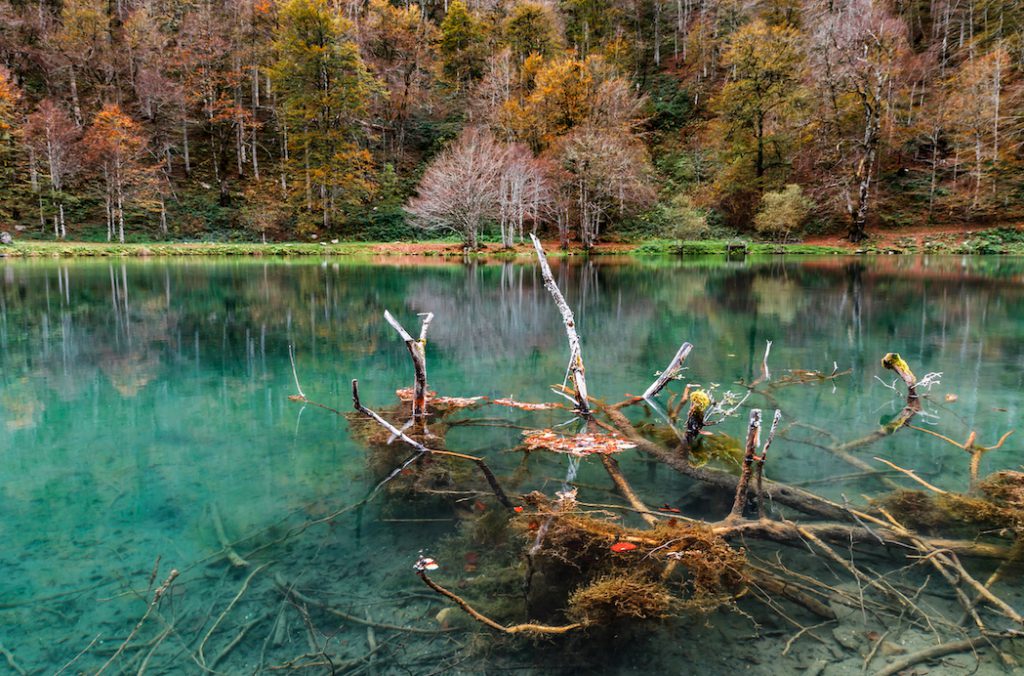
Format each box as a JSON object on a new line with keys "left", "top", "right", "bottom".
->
{"left": 1, "top": 255, "right": 1022, "bottom": 673}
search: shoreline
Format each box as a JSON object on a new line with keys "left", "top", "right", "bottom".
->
{"left": 0, "top": 239, "right": 847, "bottom": 258}
{"left": 0, "top": 231, "right": 1021, "bottom": 258}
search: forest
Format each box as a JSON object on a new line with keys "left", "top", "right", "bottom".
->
{"left": 0, "top": 0, "right": 1022, "bottom": 247}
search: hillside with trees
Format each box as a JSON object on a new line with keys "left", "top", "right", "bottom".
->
{"left": 0, "top": 0, "right": 1021, "bottom": 247}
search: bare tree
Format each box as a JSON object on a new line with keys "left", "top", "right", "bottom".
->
{"left": 809, "top": 0, "right": 909, "bottom": 242}
{"left": 407, "top": 127, "right": 549, "bottom": 249}
{"left": 552, "top": 125, "right": 655, "bottom": 250}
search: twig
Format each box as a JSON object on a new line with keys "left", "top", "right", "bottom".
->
{"left": 197, "top": 563, "right": 269, "bottom": 666}
{"left": 873, "top": 633, "right": 1013, "bottom": 676}
{"left": 0, "top": 642, "right": 26, "bottom": 676}
{"left": 96, "top": 569, "right": 179, "bottom": 675}
{"left": 275, "top": 574, "right": 450, "bottom": 634}
{"left": 782, "top": 619, "right": 835, "bottom": 656}
{"left": 212, "top": 503, "right": 250, "bottom": 567}
{"left": 756, "top": 409, "right": 782, "bottom": 518}
{"left": 861, "top": 629, "right": 890, "bottom": 672}
{"left": 415, "top": 557, "right": 584, "bottom": 635}
{"left": 873, "top": 457, "right": 948, "bottom": 494}
{"left": 599, "top": 454, "right": 659, "bottom": 527}
{"left": 209, "top": 611, "right": 269, "bottom": 670}
{"left": 54, "top": 633, "right": 100, "bottom": 676}
{"left": 136, "top": 625, "right": 172, "bottom": 676}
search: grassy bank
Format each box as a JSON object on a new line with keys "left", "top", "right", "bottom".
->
{"left": 0, "top": 241, "right": 380, "bottom": 257}
{"left": 0, "top": 238, "right": 855, "bottom": 258}
{"left": 18, "top": 227, "right": 1024, "bottom": 258}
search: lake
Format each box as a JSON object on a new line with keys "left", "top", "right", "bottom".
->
{"left": 1, "top": 254, "right": 1022, "bottom": 674}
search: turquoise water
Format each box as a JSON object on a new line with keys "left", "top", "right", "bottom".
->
{"left": 1, "top": 255, "right": 1022, "bottom": 673}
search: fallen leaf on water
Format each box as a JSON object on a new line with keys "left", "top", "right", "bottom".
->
{"left": 522, "top": 429, "right": 637, "bottom": 456}
{"left": 492, "top": 398, "right": 561, "bottom": 411}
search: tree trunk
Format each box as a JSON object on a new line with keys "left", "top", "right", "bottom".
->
{"left": 183, "top": 121, "right": 191, "bottom": 176}
{"left": 69, "top": 66, "right": 83, "bottom": 126}
{"left": 116, "top": 183, "right": 126, "bottom": 244}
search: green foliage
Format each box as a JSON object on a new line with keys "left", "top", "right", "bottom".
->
{"left": 271, "top": 0, "right": 377, "bottom": 233}
{"left": 504, "top": 2, "right": 562, "bottom": 63}
{"left": 646, "top": 74, "right": 693, "bottom": 131}
{"left": 753, "top": 184, "right": 812, "bottom": 241}
{"left": 439, "top": 1, "right": 487, "bottom": 89}
{"left": 712, "top": 19, "right": 806, "bottom": 203}
{"left": 954, "top": 228, "right": 1024, "bottom": 255}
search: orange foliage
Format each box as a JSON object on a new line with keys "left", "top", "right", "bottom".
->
{"left": 522, "top": 429, "right": 637, "bottom": 456}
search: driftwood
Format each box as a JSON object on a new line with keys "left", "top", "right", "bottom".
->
{"left": 274, "top": 574, "right": 450, "bottom": 635}
{"left": 873, "top": 632, "right": 1018, "bottom": 676}
{"left": 298, "top": 238, "right": 1024, "bottom": 665}
{"left": 95, "top": 570, "right": 178, "bottom": 675}
{"left": 730, "top": 409, "right": 763, "bottom": 519}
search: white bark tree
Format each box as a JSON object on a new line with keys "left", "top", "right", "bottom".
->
{"left": 407, "top": 127, "right": 550, "bottom": 249}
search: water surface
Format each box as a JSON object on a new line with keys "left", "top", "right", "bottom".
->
{"left": 1, "top": 255, "right": 1022, "bottom": 673}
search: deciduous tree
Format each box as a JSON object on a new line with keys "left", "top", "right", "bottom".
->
{"left": 25, "top": 100, "right": 80, "bottom": 239}
{"left": 407, "top": 126, "right": 549, "bottom": 249}
{"left": 438, "top": 1, "right": 487, "bottom": 90}
{"left": 81, "top": 104, "right": 153, "bottom": 243}
{"left": 271, "top": 0, "right": 377, "bottom": 234}
{"left": 809, "top": 0, "right": 909, "bottom": 242}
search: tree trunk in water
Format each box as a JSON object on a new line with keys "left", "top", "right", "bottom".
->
{"left": 383, "top": 310, "right": 433, "bottom": 418}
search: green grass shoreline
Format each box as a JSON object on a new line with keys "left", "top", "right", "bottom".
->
{"left": 0, "top": 239, "right": 852, "bottom": 258}
{"left": 7, "top": 233, "right": 1023, "bottom": 257}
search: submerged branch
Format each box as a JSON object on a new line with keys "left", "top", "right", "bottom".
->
{"left": 351, "top": 380, "right": 514, "bottom": 509}
{"left": 415, "top": 559, "right": 584, "bottom": 635}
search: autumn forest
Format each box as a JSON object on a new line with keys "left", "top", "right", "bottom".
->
{"left": 0, "top": 0, "right": 1021, "bottom": 247}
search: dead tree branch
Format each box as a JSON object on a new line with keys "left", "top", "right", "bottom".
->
{"left": 414, "top": 556, "right": 584, "bottom": 635}
{"left": 384, "top": 310, "right": 434, "bottom": 417}
{"left": 530, "top": 234, "right": 589, "bottom": 415}
{"left": 351, "top": 380, "right": 514, "bottom": 509}
{"left": 643, "top": 341, "right": 693, "bottom": 400}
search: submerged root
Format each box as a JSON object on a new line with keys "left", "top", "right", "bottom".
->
{"left": 567, "top": 574, "right": 672, "bottom": 625}
{"left": 513, "top": 502, "right": 746, "bottom": 619}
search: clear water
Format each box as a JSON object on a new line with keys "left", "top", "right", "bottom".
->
{"left": 1, "top": 255, "right": 1022, "bottom": 673}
